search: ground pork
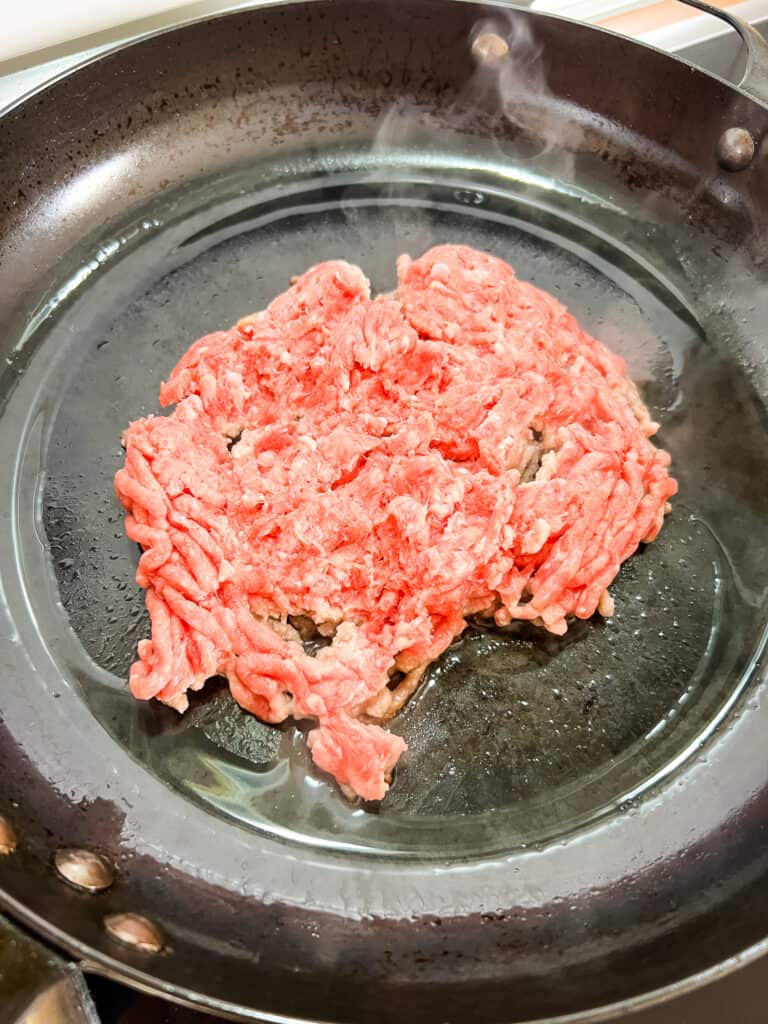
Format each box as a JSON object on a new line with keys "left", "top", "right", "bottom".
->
{"left": 115, "top": 244, "right": 677, "bottom": 800}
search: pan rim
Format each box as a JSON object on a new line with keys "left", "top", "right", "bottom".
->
{"left": 1, "top": 0, "right": 765, "bottom": 122}
{"left": 1, "top": 885, "right": 767, "bottom": 1023}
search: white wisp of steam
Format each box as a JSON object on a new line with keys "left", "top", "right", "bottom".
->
{"left": 339, "top": 10, "right": 586, "bottom": 268}
{"left": 468, "top": 13, "right": 590, "bottom": 171}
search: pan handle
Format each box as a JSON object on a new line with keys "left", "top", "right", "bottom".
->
{"left": 0, "top": 914, "right": 101, "bottom": 1024}
{"left": 676, "top": 0, "right": 768, "bottom": 107}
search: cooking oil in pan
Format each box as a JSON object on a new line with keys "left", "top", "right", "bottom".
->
{"left": 5, "top": 156, "right": 766, "bottom": 858}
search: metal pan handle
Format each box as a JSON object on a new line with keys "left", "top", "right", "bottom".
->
{"left": 0, "top": 914, "right": 101, "bottom": 1023}
{"left": 676, "top": 0, "right": 768, "bottom": 107}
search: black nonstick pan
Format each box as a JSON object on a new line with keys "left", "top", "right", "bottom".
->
{"left": 0, "top": 1, "right": 767, "bottom": 1021}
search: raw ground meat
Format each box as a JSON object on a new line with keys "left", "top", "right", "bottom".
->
{"left": 115, "top": 244, "right": 677, "bottom": 801}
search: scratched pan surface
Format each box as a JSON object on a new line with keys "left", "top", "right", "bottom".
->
{"left": 0, "top": 1, "right": 767, "bottom": 1021}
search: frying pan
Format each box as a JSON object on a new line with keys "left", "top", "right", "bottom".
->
{"left": 1, "top": 1, "right": 768, "bottom": 1021}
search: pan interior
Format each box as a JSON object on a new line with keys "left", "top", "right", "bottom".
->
{"left": 17, "top": 150, "right": 766, "bottom": 857}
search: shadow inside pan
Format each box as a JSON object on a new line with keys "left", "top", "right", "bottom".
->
{"left": 22, "top": 155, "right": 768, "bottom": 857}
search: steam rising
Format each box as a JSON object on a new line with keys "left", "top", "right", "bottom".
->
{"left": 467, "top": 14, "right": 590, "bottom": 162}
{"left": 355, "top": 10, "right": 597, "bottom": 218}
{"left": 343, "top": 4, "right": 746, "bottom": 301}
{"left": 342, "top": 10, "right": 590, "bottom": 271}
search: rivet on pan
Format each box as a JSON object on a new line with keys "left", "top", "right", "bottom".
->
{"left": 717, "top": 127, "right": 755, "bottom": 171}
{"left": 0, "top": 816, "right": 17, "bottom": 855}
{"left": 54, "top": 848, "right": 114, "bottom": 893}
{"left": 471, "top": 32, "right": 510, "bottom": 66}
{"left": 104, "top": 912, "right": 165, "bottom": 953}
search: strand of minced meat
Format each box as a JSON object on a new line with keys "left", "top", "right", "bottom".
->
{"left": 115, "top": 244, "right": 677, "bottom": 801}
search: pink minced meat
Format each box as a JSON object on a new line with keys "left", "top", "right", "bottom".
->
{"left": 115, "top": 245, "right": 677, "bottom": 800}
